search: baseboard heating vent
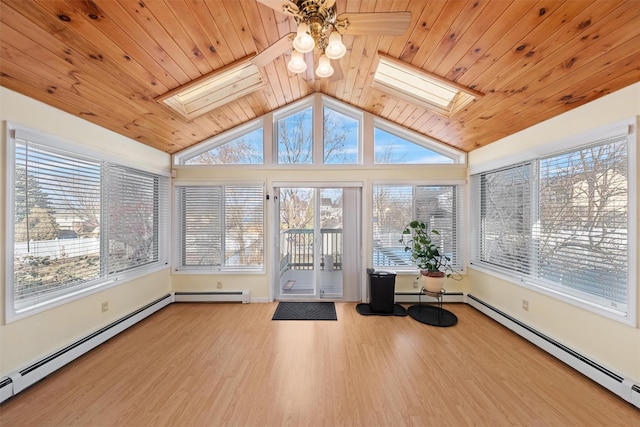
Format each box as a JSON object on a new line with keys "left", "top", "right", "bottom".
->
{"left": 467, "top": 294, "right": 639, "bottom": 409}
{"left": 0, "top": 377, "right": 13, "bottom": 403}
{"left": 395, "top": 291, "right": 464, "bottom": 304}
{"left": 174, "top": 290, "right": 250, "bottom": 304}
{"left": 632, "top": 384, "right": 640, "bottom": 408}
{"left": 4, "top": 293, "right": 172, "bottom": 402}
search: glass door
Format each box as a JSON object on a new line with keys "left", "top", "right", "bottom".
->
{"left": 276, "top": 187, "right": 345, "bottom": 299}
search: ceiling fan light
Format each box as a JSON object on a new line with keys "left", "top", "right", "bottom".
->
{"left": 287, "top": 50, "right": 307, "bottom": 74}
{"left": 293, "top": 23, "right": 315, "bottom": 53}
{"left": 325, "top": 32, "right": 346, "bottom": 59}
{"left": 315, "top": 54, "right": 334, "bottom": 78}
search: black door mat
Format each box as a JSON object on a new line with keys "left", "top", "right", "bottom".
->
{"left": 356, "top": 303, "right": 408, "bottom": 316}
{"left": 272, "top": 301, "right": 337, "bottom": 320}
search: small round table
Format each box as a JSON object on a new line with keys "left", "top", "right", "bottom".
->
{"left": 408, "top": 287, "right": 458, "bottom": 327}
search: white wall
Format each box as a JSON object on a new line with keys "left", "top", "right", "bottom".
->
{"left": 0, "top": 87, "right": 172, "bottom": 376}
{"left": 467, "top": 82, "right": 640, "bottom": 383}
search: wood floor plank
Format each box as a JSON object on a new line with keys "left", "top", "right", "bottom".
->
{"left": 0, "top": 302, "right": 638, "bottom": 426}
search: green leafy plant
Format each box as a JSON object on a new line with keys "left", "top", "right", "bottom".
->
{"left": 400, "top": 220, "right": 453, "bottom": 276}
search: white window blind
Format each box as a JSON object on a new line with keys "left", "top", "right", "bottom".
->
{"left": 106, "top": 165, "right": 165, "bottom": 274}
{"left": 470, "top": 163, "right": 533, "bottom": 275}
{"left": 175, "top": 185, "right": 264, "bottom": 270}
{"left": 470, "top": 133, "right": 630, "bottom": 317}
{"left": 416, "top": 185, "right": 463, "bottom": 268}
{"left": 372, "top": 184, "right": 463, "bottom": 270}
{"left": 10, "top": 129, "right": 168, "bottom": 315}
{"left": 177, "top": 187, "right": 223, "bottom": 267}
{"left": 536, "top": 137, "right": 628, "bottom": 310}
{"left": 14, "top": 140, "right": 102, "bottom": 308}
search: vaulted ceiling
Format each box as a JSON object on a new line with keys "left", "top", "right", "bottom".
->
{"left": 1, "top": 0, "right": 639, "bottom": 155}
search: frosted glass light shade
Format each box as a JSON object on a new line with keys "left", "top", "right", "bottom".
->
{"left": 293, "top": 23, "right": 315, "bottom": 53}
{"left": 287, "top": 50, "right": 307, "bottom": 73}
{"left": 325, "top": 32, "right": 346, "bottom": 59}
{"left": 315, "top": 54, "right": 333, "bottom": 78}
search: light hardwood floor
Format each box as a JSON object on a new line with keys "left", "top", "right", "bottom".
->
{"left": 1, "top": 302, "right": 638, "bottom": 426}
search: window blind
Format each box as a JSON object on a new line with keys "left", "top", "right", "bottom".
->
{"left": 372, "top": 184, "right": 463, "bottom": 270}
{"left": 470, "top": 134, "right": 629, "bottom": 315}
{"left": 14, "top": 140, "right": 102, "bottom": 306}
{"left": 372, "top": 185, "right": 413, "bottom": 267}
{"left": 416, "top": 185, "right": 463, "bottom": 269}
{"left": 106, "top": 165, "right": 164, "bottom": 274}
{"left": 11, "top": 132, "right": 168, "bottom": 313}
{"left": 176, "top": 185, "right": 264, "bottom": 270}
{"left": 224, "top": 186, "right": 264, "bottom": 267}
{"left": 177, "top": 186, "right": 223, "bottom": 267}
{"left": 471, "top": 163, "right": 533, "bottom": 275}
{"left": 537, "top": 137, "right": 628, "bottom": 310}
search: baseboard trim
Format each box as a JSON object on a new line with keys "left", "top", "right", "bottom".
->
{"left": 174, "top": 290, "right": 250, "bottom": 303}
{"left": 467, "top": 293, "right": 639, "bottom": 409}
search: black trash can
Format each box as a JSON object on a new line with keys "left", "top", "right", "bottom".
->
{"left": 367, "top": 268, "right": 396, "bottom": 313}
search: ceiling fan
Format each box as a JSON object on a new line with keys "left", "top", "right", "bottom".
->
{"left": 253, "top": 0, "right": 412, "bottom": 80}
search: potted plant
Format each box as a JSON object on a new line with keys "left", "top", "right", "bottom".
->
{"left": 400, "top": 220, "right": 453, "bottom": 293}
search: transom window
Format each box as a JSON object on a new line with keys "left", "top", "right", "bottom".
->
{"left": 374, "top": 127, "right": 455, "bottom": 164}
{"left": 276, "top": 106, "right": 313, "bottom": 165}
{"left": 173, "top": 94, "right": 465, "bottom": 166}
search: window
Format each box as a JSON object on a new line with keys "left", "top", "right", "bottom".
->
{"left": 276, "top": 106, "right": 313, "bottom": 164}
{"left": 172, "top": 95, "right": 465, "bottom": 167}
{"left": 8, "top": 126, "right": 168, "bottom": 318}
{"left": 323, "top": 105, "right": 359, "bottom": 164}
{"left": 373, "top": 184, "right": 463, "bottom": 270}
{"left": 177, "top": 120, "right": 264, "bottom": 165}
{"left": 470, "top": 122, "right": 634, "bottom": 322}
{"left": 175, "top": 184, "right": 264, "bottom": 271}
{"left": 374, "top": 127, "right": 456, "bottom": 164}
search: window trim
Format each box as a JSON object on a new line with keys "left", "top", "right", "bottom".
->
{"left": 468, "top": 117, "right": 637, "bottom": 326}
{"left": 5, "top": 123, "right": 170, "bottom": 323}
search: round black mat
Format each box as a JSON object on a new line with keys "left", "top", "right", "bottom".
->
{"left": 408, "top": 304, "right": 457, "bottom": 327}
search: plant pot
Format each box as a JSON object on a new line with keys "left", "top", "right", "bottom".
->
{"left": 420, "top": 270, "right": 445, "bottom": 293}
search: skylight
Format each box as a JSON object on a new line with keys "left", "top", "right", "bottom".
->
{"left": 157, "top": 55, "right": 265, "bottom": 120}
{"left": 373, "top": 53, "right": 482, "bottom": 116}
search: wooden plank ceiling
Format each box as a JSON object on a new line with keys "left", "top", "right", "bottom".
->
{"left": 1, "top": 0, "right": 639, "bottom": 154}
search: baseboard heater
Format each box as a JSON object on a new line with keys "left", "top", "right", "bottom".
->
{"left": 467, "top": 294, "right": 640, "bottom": 409}
{"left": 395, "top": 291, "right": 465, "bottom": 304}
{"left": 173, "top": 290, "right": 250, "bottom": 304}
{"left": 1, "top": 293, "right": 172, "bottom": 403}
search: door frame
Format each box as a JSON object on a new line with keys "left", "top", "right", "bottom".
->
{"left": 271, "top": 181, "right": 363, "bottom": 302}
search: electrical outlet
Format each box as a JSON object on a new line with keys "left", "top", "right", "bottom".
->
{"left": 101, "top": 301, "right": 109, "bottom": 313}
{"left": 216, "top": 281, "right": 223, "bottom": 289}
{"left": 522, "top": 299, "right": 529, "bottom": 311}
{"left": 413, "top": 280, "right": 419, "bottom": 288}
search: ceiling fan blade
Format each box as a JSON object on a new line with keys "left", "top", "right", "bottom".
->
{"left": 251, "top": 33, "right": 294, "bottom": 67}
{"left": 336, "top": 11, "right": 412, "bottom": 36}
{"left": 256, "top": 0, "right": 298, "bottom": 14}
